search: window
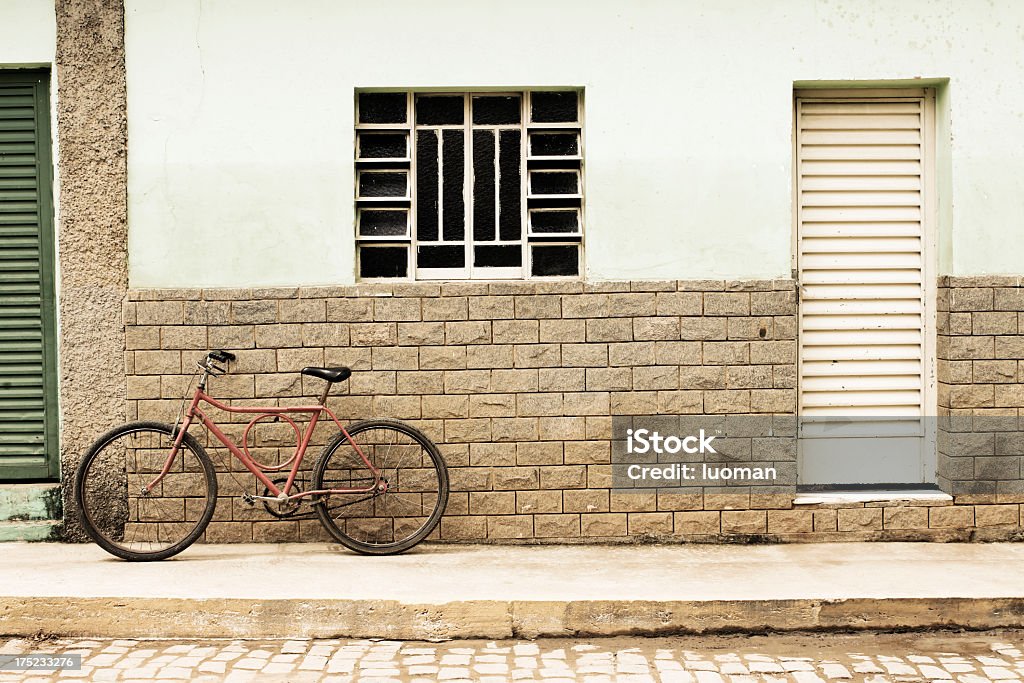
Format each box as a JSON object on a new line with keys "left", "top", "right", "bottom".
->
{"left": 355, "top": 90, "right": 583, "bottom": 280}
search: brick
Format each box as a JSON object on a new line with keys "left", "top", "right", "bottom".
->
{"left": 586, "top": 367, "right": 631, "bottom": 391}
{"left": 654, "top": 341, "right": 702, "bottom": 365}
{"left": 726, "top": 365, "right": 773, "bottom": 389}
{"left": 350, "top": 323, "right": 397, "bottom": 346}
{"left": 539, "top": 319, "right": 586, "bottom": 343}
{"left": 397, "top": 322, "right": 444, "bottom": 346}
{"left": 995, "top": 335, "right": 1024, "bottom": 358}
{"left": 396, "top": 371, "right": 443, "bottom": 394}
{"left": 767, "top": 509, "right": 812, "bottom": 533}
{"left": 491, "top": 369, "right": 539, "bottom": 392}
{"left": 209, "top": 325, "right": 255, "bottom": 349}
{"left": 126, "top": 375, "right": 160, "bottom": 399}
{"left": 561, "top": 294, "right": 609, "bottom": 318}
{"left": 608, "top": 342, "right": 655, "bottom": 366}
{"left": 950, "top": 287, "right": 993, "bottom": 312}
{"left": 517, "top": 393, "right": 563, "bottom": 417}
{"left": 134, "top": 350, "right": 180, "bottom": 374}
{"left": 487, "top": 515, "right": 533, "bottom": 539}
{"left": 580, "top": 513, "right": 627, "bottom": 537}
{"left": 493, "top": 320, "right": 539, "bottom": 344}
{"left": 444, "top": 418, "right": 491, "bottom": 442}
{"left": 372, "top": 395, "right": 421, "bottom": 419}
{"left": 749, "top": 341, "right": 796, "bottom": 365}
{"left": 837, "top": 507, "right": 883, "bottom": 531}
{"left": 540, "top": 465, "right": 587, "bottom": 489}
{"left": 721, "top": 510, "right": 767, "bottom": 534}
{"left": 469, "top": 491, "right": 515, "bottom": 515}
{"left": 657, "top": 390, "right": 703, "bottom": 414}
{"left": 534, "top": 514, "right": 580, "bottom": 538}
{"left": 348, "top": 369, "right": 394, "bottom": 394}
{"left": 704, "top": 292, "right": 750, "bottom": 316}
{"left": 440, "top": 516, "right": 488, "bottom": 540}
{"left": 137, "top": 301, "right": 185, "bottom": 325}
{"left": 633, "top": 317, "right": 680, "bottom": 341}
{"left": 444, "top": 370, "right": 491, "bottom": 394}
{"left": 994, "top": 287, "right": 1024, "bottom": 311}
{"left": 370, "top": 346, "right": 418, "bottom": 370}
{"left": 231, "top": 300, "right": 276, "bottom": 325}
{"left": 995, "top": 384, "right": 1024, "bottom": 407}
{"left": 609, "top": 391, "right": 658, "bottom": 414}
{"left": 184, "top": 301, "right": 230, "bottom": 325}
{"left": 563, "top": 489, "right": 609, "bottom": 513}
{"left": 255, "top": 324, "right": 302, "bottom": 348}
{"left": 586, "top": 318, "right": 632, "bottom": 342}
{"left": 975, "top": 456, "right": 1020, "bottom": 479}
{"left": 492, "top": 417, "right": 539, "bottom": 442}
{"left": 949, "top": 384, "right": 994, "bottom": 408}
{"left": 564, "top": 440, "right": 611, "bottom": 464}
{"left": 420, "top": 346, "right": 466, "bottom": 370}
{"left": 517, "top": 442, "right": 564, "bottom": 466}
{"left": 680, "top": 366, "right": 726, "bottom": 389}
{"left": 929, "top": 505, "right": 975, "bottom": 528}
{"left": 299, "top": 322, "right": 347, "bottom": 347}
{"left": 469, "top": 296, "right": 515, "bottom": 320}
{"left": 445, "top": 344, "right": 505, "bottom": 372}
{"left": 655, "top": 292, "right": 702, "bottom": 316}
{"left": 633, "top": 366, "right": 679, "bottom": 390}
{"left": 469, "top": 393, "right": 516, "bottom": 417}
{"left": 372, "top": 298, "right": 420, "bottom": 322}
{"left": 539, "top": 368, "right": 585, "bottom": 392}
{"left": 975, "top": 504, "right": 1019, "bottom": 526}
{"left": 126, "top": 326, "right": 160, "bottom": 350}
{"left": 493, "top": 467, "right": 539, "bottom": 490}
{"left": 973, "top": 312, "right": 1017, "bottom": 335}
{"left": 277, "top": 346, "right": 326, "bottom": 373}
{"left": 445, "top": 321, "right": 491, "bottom": 345}
{"left": 679, "top": 317, "right": 727, "bottom": 340}
{"left": 628, "top": 512, "right": 673, "bottom": 536}
{"left": 883, "top": 506, "right": 929, "bottom": 530}
{"left": 610, "top": 492, "right": 657, "bottom": 512}
{"left": 422, "top": 297, "right": 467, "bottom": 321}
{"left": 327, "top": 298, "right": 373, "bottom": 322}
{"left": 276, "top": 298, "right": 325, "bottom": 323}
{"left": 514, "top": 344, "right": 560, "bottom": 368}
{"left": 538, "top": 416, "right": 586, "bottom": 441}
{"left": 704, "top": 390, "right": 751, "bottom": 413}
{"left": 751, "top": 290, "right": 796, "bottom": 315}
{"left": 727, "top": 317, "right": 773, "bottom": 341}
{"left": 813, "top": 509, "right": 838, "bottom": 531}
{"left": 674, "top": 511, "right": 720, "bottom": 535}
{"left": 514, "top": 295, "right": 561, "bottom": 319}
{"left": 948, "top": 336, "right": 994, "bottom": 360}
{"left": 562, "top": 344, "right": 608, "bottom": 367}
{"left": 470, "top": 442, "right": 516, "bottom": 466}
{"left": 751, "top": 389, "right": 796, "bottom": 413}
{"left": 703, "top": 341, "right": 749, "bottom": 365}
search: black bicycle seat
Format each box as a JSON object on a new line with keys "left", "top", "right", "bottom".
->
{"left": 300, "top": 366, "right": 352, "bottom": 383}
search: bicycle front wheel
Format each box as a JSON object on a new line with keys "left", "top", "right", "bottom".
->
{"left": 74, "top": 421, "right": 217, "bottom": 561}
{"left": 312, "top": 419, "right": 448, "bottom": 555}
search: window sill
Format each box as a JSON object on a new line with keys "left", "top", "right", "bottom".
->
{"left": 793, "top": 490, "right": 952, "bottom": 505}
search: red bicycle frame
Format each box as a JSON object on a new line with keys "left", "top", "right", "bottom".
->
{"left": 143, "top": 387, "right": 381, "bottom": 501}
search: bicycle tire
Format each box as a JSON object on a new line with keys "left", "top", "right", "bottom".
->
{"left": 75, "top": 421, "right": 217, "bottom": 561}
{"left": 312, "top": 418, "right": 448, "bottom": 555}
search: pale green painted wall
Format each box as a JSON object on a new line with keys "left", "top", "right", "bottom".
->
{"left": 120, "top": 0, "right": 1024, "bottom": 286}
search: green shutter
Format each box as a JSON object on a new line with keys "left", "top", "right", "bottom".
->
{"left": 0, "top": 70, "right": 58, "bottom": 481}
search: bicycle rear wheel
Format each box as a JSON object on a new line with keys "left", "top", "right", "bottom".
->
{"left": 74, "top": 421, "right": 217, "bottom": 561}
{"left": 312, "top": 418, "right": 448, "bottom": 555}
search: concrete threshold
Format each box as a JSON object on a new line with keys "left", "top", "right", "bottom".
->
{"left": 2, "top": 542, "right": 1024, "bottom": 640}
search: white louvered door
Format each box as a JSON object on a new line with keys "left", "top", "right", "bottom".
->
{"left": 796, "top": 90, "right": 936, "bottom": 486}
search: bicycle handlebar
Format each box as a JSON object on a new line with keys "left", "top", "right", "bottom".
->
{"left": 209, "top": 350, "right": 236, "bottom": 364}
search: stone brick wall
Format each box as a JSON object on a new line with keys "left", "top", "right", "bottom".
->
{"left": 937, "top": 275, "right": 1024, "bottom": 500}
{"left": 118, "top": 276, "right": 1024, "bottom": 543}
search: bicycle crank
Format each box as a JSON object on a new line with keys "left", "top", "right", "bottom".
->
{"left": 261, "top": 477, "right": 303, "bottom": 519}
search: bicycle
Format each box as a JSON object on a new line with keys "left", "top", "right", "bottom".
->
{"left": 75, "top": 350, "right": 449, "bottom": 561}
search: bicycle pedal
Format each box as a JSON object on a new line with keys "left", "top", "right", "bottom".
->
{"left": 241, "top": 493, "right": 255, "bottom": 506}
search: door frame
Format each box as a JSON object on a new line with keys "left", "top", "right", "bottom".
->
{"left": 792, "top": 87, "right": 938, "bottom": 486}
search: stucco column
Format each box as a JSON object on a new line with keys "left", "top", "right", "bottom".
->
{"left": 54, "top": 0, "right": 129, "bottom": 539}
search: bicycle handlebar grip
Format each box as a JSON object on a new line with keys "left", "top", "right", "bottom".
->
{"left": 209, "top": 350, "right": 236, "bottom": 364}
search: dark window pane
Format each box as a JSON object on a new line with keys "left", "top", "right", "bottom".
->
{"left": 472, "top": 129, "right": 495, "bottom": 241}
{"left": 442, "top": 130, "right": 465, "bottom": 241}
{"left": 530, "top": 210, "right": 579, "bottom": 233}
{"left": 359, "top": 133, "right": 407, "bottom": 159}
{"left": 417, "top": 244, "right": 465, "bottom": 269}
{"left": 475, "top": 245, "right": 522, "bottom": 268}
{"left": 531, "top": 245, "right": 578, "bottom": 276}
{"left": 531, "top": 91, "right": 578, "bottom": 123}
{"left": 530, "top": 170, "right": 578, "bottom": 195}
{"left": 498, "top": 129, "right": 522, "bottom": 241}
{"left": 359, "top": 171, "right": 407, "bottom": 197}
{"left": 359, "top": 209, "right": 408, "bottom": 237}
{"left": 416, "top": 95, "right": 464, "bottom": 125}
{"left": 358, "top": 93, "right": 407, "bottom": 124}
{"left": 360, "top": 246, "right": 407, "bottom": 278}
{"left": 530, "top": 132, "right": 578, "bottom": 157}
{"left": 472, "top": 96, "right": 521, "bottom": 125}
{"left": 416, "top": 130, "right": 439, "bottom": 241}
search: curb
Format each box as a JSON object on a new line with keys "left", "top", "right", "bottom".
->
{"left": 3, "top": 596, "right": 1024, "bottom": 640}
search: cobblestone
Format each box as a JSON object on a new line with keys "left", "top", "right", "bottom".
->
{"left": 5, "top": 630, "right": 1024, "bottom": 681}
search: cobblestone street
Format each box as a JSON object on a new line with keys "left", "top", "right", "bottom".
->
{"left": 3, "top": 630, "right": 1024, "bottom": 682}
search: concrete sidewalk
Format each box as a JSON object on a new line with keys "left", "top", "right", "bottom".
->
{"left": 2, "top": 542, "right": 1024, "bottom": 639}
